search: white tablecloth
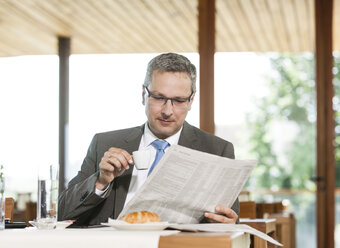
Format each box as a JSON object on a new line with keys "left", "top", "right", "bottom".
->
{"left": 0, "top": 228, "right": 179, "bottom": 248}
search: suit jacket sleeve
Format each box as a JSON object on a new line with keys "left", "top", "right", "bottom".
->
{"left": 58, "top": 134, "right": 112, "bottom": 222}
{"left": 221, "top": 141, "right": 240, "bottom": 223}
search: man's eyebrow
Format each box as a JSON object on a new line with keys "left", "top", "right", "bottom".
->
{"left": 150, "top": 90, "right": 190, "bottom": 99}
{"left": 157, "top": 94, "right": 188, "bottom": 99}
{"left": 150, "top": 91, "right": 165, "bottom": 97}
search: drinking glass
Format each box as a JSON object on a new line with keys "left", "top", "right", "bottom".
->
{"left": 36, "top": 164, "right": 59, "bottom": 229}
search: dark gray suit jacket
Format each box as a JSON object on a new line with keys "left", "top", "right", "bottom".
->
{"left": 58, "top": 122, "right": 239, "bottom": 226}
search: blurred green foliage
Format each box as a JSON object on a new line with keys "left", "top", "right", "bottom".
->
{"left": 334, "top": 53, "right": 340, "bottom": 188}
{"left": 246, "top": 53, "right": 340, "bottom": 189}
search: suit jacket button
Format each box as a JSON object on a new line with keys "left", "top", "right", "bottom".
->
{"left": 80, "top": 191, "right": 89, "bottom": 201}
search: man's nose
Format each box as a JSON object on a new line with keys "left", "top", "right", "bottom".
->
{"left": 161, "top": 99, "right": 174, "bottom": 115}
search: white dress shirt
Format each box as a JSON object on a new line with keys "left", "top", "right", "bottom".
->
{"left": 123, "top": 123, "right": 181, "bottom": 207}
{"left": 95, "top": 123, "right": 182, "bottom": 205}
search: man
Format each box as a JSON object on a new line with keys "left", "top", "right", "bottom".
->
{"left": 58, "top": 53, "right": 239, "bottom": 226}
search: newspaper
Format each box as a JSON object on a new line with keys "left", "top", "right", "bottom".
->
{"left": 168, "top": 223, "right": 282, "bottom": 246}
{"left": 119, "top": 145, "right": 256, "bottom": 224}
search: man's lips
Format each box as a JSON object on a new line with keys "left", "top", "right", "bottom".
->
{"left": 157, "top": 118, "right": 175, "bottom": 124}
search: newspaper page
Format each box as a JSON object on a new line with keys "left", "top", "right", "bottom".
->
{"left": 168, "top": 223, "right": 282, "bottom": 246}
{"left": 119, "top": 145, "right": 256, "bottom": 224}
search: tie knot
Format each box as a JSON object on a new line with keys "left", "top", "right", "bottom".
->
{"left": 151, "top": 139, "right": 169, "bottom": 151}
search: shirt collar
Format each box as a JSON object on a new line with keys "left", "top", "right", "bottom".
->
{"left": 143, "top": 122, "right": 182, "bottom": 148}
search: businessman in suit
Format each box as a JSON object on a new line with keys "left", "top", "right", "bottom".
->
{"left": 58, "top": 53, "right": 239, "bottom": 226}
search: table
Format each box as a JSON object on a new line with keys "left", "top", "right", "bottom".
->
{"left": 240, "top": 218, "right": 277, "bottom": 248}
{"left": 0, "top": 228, "right": 250, "bottom": 248}
{"left": 159, "top": 231, "right": 250, "bottom": 248}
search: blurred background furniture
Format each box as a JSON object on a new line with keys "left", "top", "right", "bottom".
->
{"left": 5, "top": 197, "right": 14, "bottom": 222}
{"left": 240, "top": 199, "right": 296, "bottom": 248}
{"left": 25, "top": 202, "right": 37, "bottom": 224}
{"left": 268, "top": 212, "right": 296, "bottom": 248}
{"left": 239, "top": 201, "right": 256, "bottom": 219}
{"left": 6, "top": 197, "right": 37, "bottom": 225}
{"left": 240, "top": 218, "right": 277, "bottom": 248}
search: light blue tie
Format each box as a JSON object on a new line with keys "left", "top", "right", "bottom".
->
{"left": 147, "top": 139, "right": 170, "bottom": 176}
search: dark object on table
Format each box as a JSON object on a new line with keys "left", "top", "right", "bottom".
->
{"left": 5, "top": 219, "right": 27, "bottom": 229}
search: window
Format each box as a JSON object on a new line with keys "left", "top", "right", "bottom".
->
{"left": 215, "top": 52, "right": 317, "bottom": 248}
{"left": 0, "top": 55, "right": 58, "bottom": 200}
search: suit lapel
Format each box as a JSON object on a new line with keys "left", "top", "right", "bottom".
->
{"left": 113, "top": 125, "right": 144, "bottom": 218}
{"left": 178, "top": 121, "right": 199, "bottom": 150}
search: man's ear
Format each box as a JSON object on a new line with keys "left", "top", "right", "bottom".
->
{"left": 142, "top": 85, "right": 146, "bottom": 105}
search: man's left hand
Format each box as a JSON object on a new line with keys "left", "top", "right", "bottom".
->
{"left": 204, "top": 205, "right": 238, "bottom": 224}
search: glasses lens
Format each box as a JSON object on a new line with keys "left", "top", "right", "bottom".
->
{"left": 146, "top": 87, "right": 191, "bottom": 108}
{"left": 172, "top": 99, "right": 188, "bottom": 107}
{"left": 150, "top": 95, "right": 166, "bottom": 104}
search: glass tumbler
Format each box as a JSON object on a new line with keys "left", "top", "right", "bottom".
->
{"left": 37, "top": 164, "right": 59, "bottom": 229}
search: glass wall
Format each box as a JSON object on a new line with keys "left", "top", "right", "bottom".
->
{"left": 334, "top": 52, "right": 340, "bottom": 248}
{"left": 215, "top": 52, "right": 317, "bottom": 247}
{"left": 0, "top": 55, "right": 59, "bottom": 200}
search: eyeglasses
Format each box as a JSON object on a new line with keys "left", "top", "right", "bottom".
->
{"left": 144, "top": 87, "right": 193, "bottom": 108}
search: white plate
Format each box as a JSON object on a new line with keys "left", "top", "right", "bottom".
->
{"left": 56, "top": 221, "right": 74, "bottom": 229}
{"left": 29, "top": 220, "right": 74, "bottom": 229}
{"left": 29, "top": 219, "right": 56, "bottom": 230}
{"left": 101, "top": 220, "right": 171, "bottom": 231}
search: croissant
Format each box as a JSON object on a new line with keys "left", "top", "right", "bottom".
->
{"left": 120, "top": 211, "right": 161, "bottom": 224}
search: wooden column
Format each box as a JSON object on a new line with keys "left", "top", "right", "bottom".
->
{"left": 198, "top": 0, "right": 215, "bottom": 134}
{"left": 315, "top": 0, "right": 335, "bottom": 248}
{"left": 58, "top": 36, "right": 70, "bottom": 193}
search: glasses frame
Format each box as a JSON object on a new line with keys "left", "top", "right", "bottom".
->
{"left": 144, "top": 86, "right": 194, "bottom": 107}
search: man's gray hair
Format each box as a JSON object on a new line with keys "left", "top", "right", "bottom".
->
{"left": 143, "top": 53, "right": 197, "bottom": 92}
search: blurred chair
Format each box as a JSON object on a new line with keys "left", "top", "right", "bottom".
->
{"left": 256, "top": 202, "right": 275, "bottom": 218}
{"left": 5, "top": 197, "right": 14, "bottom": 222}
{"left": 240, "top": 218, "right": 277, "bottom": 248}
{"left": 256, "top": 201, "right": 284, "bottom": 218}
{"left": 257, "top": 201, "right": 295, "bottom": 248}
{"left": 273, "top": 202, "right": 284, "bottom": 213}
{"left": 239, "top": 201, "right": 257, "bottom": 219}
{"left": 268, "top": 212, "right": 296, "bottom": 248}
{"left": 25, "top": 201, "right": 37, "bottom": 224}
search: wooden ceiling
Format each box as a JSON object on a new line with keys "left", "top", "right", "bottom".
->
{"left": 0, "top": 0, "right": 339, "bottom": 57}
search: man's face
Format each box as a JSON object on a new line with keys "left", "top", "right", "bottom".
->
{"left": 142, "top": 70, "right": 195, "bottom": 139}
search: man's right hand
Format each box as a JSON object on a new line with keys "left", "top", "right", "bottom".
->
{"left": 96, "top": 147, "right": 133, "bottom": 190}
